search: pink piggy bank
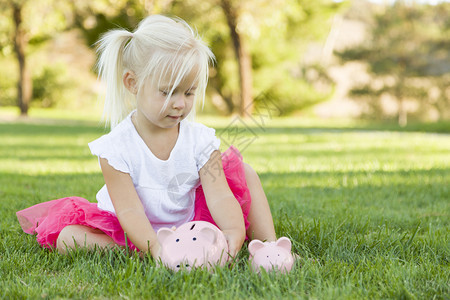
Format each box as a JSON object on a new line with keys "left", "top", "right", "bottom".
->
{"left": 157, "top": 221, "right": 229, "bottom": 271}
{"left": 248, "top": 237, "right": 294, "bottom": 273}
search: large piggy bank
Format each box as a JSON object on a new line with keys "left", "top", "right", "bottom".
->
{"left": 248, "top": 237, "right": 294, "bottom": 273}
{"left": 156, "top": 221, "right": 229, "bottom": 271}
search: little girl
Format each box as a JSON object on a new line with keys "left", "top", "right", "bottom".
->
{"left": 16, "top": 15, "right": 278, "bottom": 259}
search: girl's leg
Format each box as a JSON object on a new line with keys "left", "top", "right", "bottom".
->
{"left": 243, "top": 163, "right": 277, "bottom": 242}
{"left": 56, "top": 225, "right": 117, "bottom": 254}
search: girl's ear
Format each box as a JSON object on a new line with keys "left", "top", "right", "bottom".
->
{"left": 123, "top": 71, "right": 138, "bottom": 94}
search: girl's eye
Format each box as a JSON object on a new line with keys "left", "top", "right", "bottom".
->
{"left": 160, "top": 90, "right": 169, "bottom": 96}
{"left": 185, "top": 91, "right": 195, "bottom": 97}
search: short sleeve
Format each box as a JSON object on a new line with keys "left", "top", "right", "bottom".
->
{"left": 195, "top": 125, "right": 221, "bottom": 171}
{"left": 88, "top": 135, "right": 131, "bottom": 174}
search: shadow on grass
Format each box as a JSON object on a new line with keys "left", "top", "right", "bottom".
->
{"left": 0, "top": 122, "right": 106, "bottom": 137}
{"left": 213, "top": 119, "right": 450, "bottom": 135}
{"left": 1, "top": 119, "right": 449, "bottom": 138}
{"left": 215, "top": 126, "right": 450, "bottom": 137}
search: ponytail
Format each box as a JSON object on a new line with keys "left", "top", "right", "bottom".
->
{"left": 96, "top": 30, "right": 134, "bottom": 129}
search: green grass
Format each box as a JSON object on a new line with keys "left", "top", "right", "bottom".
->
{"left": 0, "top": 113, "right": 449, "bottom": 299}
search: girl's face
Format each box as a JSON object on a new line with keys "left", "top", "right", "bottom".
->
{"left": 134, "top": 71, "right": 197, "bottom": 130}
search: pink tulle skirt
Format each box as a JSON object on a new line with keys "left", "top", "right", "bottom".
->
{"left": 16, "top": 146, "right": 251, "bottom": 250}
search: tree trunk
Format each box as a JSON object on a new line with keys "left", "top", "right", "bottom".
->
{"left": 12, "top": 2, "right": 32, "bottom": 116}
{"left": 220, "top": 0, "right": 253, "bottom": 117}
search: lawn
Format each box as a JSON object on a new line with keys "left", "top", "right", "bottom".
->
{"left": 0, "top": 113, "right": 449, "bottom": 299}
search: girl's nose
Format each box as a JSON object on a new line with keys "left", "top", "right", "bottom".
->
{"left": 172, "top": 94, "right": 186, "bottom": 110}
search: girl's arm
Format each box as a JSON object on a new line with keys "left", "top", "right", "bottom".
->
{"left": 199, "top": 150, "right": 246, "bottom": 257}
{"left": 99, "top": 158, "right": 161, "bottom": 258}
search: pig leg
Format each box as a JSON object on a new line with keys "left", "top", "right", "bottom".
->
{"left": 243, "top": 163, "right": 277, "bottom": 242}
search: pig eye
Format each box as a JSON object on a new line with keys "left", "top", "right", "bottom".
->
{"left": 185, "top": 264, "right": 189, "bottom": 267}
{"left": 176, "top": 239, "right": 180, "bottom": 242}
{"left": 192, "top": 237, "right": 197, "bottom": 241}
{"left": 176, "top": 264, "right": 180, "bottom": 268}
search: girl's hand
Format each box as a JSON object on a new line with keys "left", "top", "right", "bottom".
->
{"left": 150, "top": 242, "right": 162, "bottom": 261}
{"left": 222, "top": 228, "right": 245, "bottom": 258}
{"left": 139, "top": 241, "right": 161, "bottom": 261}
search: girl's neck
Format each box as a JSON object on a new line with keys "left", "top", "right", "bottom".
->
{"left": 131, "top": 110, "right": 180, "bottom": 161}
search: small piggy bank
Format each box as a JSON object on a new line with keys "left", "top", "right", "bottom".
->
{"left": 248, "top": 237, "right": 294, "bottom": 273}
{"left": 157, "top": 221, "right": 229, "bottom": 271}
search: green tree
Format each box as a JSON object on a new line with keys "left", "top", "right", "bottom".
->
{"left": 0, "top": 0, "right": 71, "bottom": 115}
{"left": 247, "top": 0, "right": 341, "bottom": 115}
{"left": 337, "top": 1, "right": 450, "bottom": 125}
{"left": 219, "top": 0, "right": 253, "bottom": 116}
{"left": 67, "top": 0, "right": 342, "bottom": 116}
{"left": 68, "top": 0, "right": 148, "bottom": 47}
{"left": 171, "top": 0, "right": 342, "bottom": 116}
{"left": 0, "top": 0, "right": 32, "bottom": 115}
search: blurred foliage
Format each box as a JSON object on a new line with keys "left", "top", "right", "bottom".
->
{"left": 32, "top": 64, "right": 71, "bottom": 108}
{"left": 0, "top": 0, "right": 75, "bottom": 114}
{"left": 336, "top": 1, "right": 450, "bottom": 125}
{"left": 0, "top": 0, "right": 72, "bottom": 55}
{"left": 69, "top": 0, "right": 147, "bottom": 46}
{"left": 0, "top": 58, "right": 17, "bottom": 106}
{"left": 169, "top": 0, "right": 344, "bottom": 115}
{"left": 0, "top": 0, "right": 345, "bottom": 115}
{"left": 4, "top": 0, "right": 448, "bottom": 120}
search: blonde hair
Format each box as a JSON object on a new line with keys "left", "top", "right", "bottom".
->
{"left": 96, "top": 15, "right": 215, "bottom": 129}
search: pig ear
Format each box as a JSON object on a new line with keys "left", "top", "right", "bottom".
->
{"left": 248, "top": 240, "right": 265, "bottom": 256}
{"left": 157, "top": 227, "right": 174, "bottom": 245}
{"left": 199, "top": 227, "right": 217, "bottom": 244}
{"left": 276, "top": 237, "right": 292, "bottom": 252}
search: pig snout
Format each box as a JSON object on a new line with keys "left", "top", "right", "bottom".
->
{"left": 255, "top": 249, "right": 289, "bottom": 270}
{"left": 172, "top": 259, "right": 193, "bottom": 271}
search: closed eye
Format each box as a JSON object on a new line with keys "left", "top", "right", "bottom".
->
{"left": 160, "top": 87, "right": 196, "bottom": 97}
{"left": 185, "top": 86, "right": 197, "bottom": 97}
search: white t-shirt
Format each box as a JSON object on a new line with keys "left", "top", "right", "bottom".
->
{"left": 88, "top": 111, "right": 220, "bottom": 232}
